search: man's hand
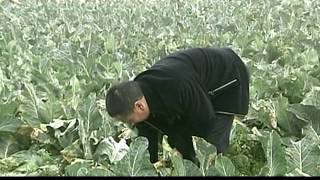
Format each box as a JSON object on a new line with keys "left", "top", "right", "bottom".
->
{"left": 118, "top": 127, "right": 137, "bottom": 139}
{"left": 153, "top": 159, "right": 172, "bottom": 169}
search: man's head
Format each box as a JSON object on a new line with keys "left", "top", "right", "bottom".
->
{"left": 106, "top": 81, "right": 150, "bottom": 124}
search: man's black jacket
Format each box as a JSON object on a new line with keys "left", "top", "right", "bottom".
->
{"left": 133, "top": 47, "right": 249, "bottom": 163}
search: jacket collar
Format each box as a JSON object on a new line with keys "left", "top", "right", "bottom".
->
{"left": 136, "top": 80, "right": 165, "bottom": 117}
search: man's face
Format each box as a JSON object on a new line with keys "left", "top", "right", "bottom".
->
{"left": 116, "top": 96, "right": 150, "bottom": 124}
{"left": 119, "top": 112, "right": 147, "bottom": 124}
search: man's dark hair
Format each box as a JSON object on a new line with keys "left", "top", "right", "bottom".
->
{"left": 106, "top": 81, "right": 143, "bottom": 117}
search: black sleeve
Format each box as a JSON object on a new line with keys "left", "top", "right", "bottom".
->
{"left": 167, "top": 132, "right": 199, "bottom": 166}
{"left": 135, "top": 122, "right": 159, "bottom": 163}
{"left": 159, "top": 77, "right": 215, "bottom": 165}
{"left": 178, "top": 78, "right": 216, "bottom": 136}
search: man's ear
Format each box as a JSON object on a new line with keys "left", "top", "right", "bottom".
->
{"left": 134, "top": 100, "right": 145, "bottom": 111}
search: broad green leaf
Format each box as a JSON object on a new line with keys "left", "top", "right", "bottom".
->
{"left": 304, "top": 48, "right": 319, "bottom": 65}
{"left": 78, "top": 93, "right": 102, "bottom": 132}
{"left": 47, "top": 118, "right": 78, "bottom": 148}
{"left": 112, "top": 137, "right": 157, "bottom": 176}
{"left": 161, "top": 148, "right": 202, "bottom": 176}
{"left": 65, "top": 160, "right": 92, "bottom": 176}
{"left": 0, "top": 134, "right": 20, "bottom": 158}
{"left": 302, "top": 125, "right": 320, "bottom": 143}
{"left": 277, "top": 72, "right": 305, "bottom": 103}
{"left": 0, "top": 116, "right": 21, "bottom": 133}
{"left": 155, "top": 166, "right": 172, "bottom": 177}
{"left": 0, "top": 156, "right": 21, "bottom": 173}
{"left": 193, "top": 137, "right": 217, "bottom": 176}
{"left": 105, "top": 34, "right": 116, "bottom": 52}
{"left": 65, "top": 159, "right": 115, "bottom": 176}
{"left": 286, "top": 168, "right": 311, "bottom": 177}
{"left": 228, "top": 123, "right": 267, "bottom": 176}
{"left": 230, "top": 154, "right": 251, "bottom": 176}
{"left": 78, "top": 93, "right": 103, "bottom": 159}
{"left": 301, "top": 86, "right": 320, "bottom": 109}
{"left": 0, "top": 148, "right": 60, "bottom": 175}
{"left": 44, "top": 95, "right": 64, "bottom": 123}
{"left": 184, "top": 159, "right": 202, "bottom": 176}
{"left": 0, "top": 101, "right": 18, "bottom": 117}
{"left": 159, "top": 136, "right": 203, "bottom": 176}
{"left": 20, "top": 84, "right": 46, "bottom": 126}
{"left": 112, "top": 62, "right": 123, "bottom": 80}
{"left": 0, "top": 68, "right": 6, "bottom": 96}
{"left": 95, "top": 99, "right": 118, "bottom": 138}
{"left": 259, "top": 131, "right": 287, "bottom": 176}
{"left": 275, "top": 96, "right": 306, "bottom": 136}
{"left": 70, "top": 75, "right": 81, "bottom": 110}
{"left": 287, "top": 104, "right": 320, "bottom": 134}
{"left": 93, "top": 136, "right": 129, "bottom": 164}
{"left": 259, "top": 166, "right": 270, "bottom": 176}
{"left": 285, "top": 127, "right": 320, "bottom": 176}
{"left": 7, "top": 40, "right": 17, "bottom": 56}
{"left": 169, "top": 150, "right": 186, "bottom": 176}
{"left": 86, "top": 167, "right": 116, "bottom": 176}
{"left": 2, "top": 0, "right": 320, "bottom": 176}
{"left": 13, "top": 160, "right": 38, "bottom": 174}
{"left": 20, "top": 84, "right": 61, "bottom": 126}
{"left": 211, "top": 154, "right": 236, "bottom": 176}
{"left": 61, "top": 139, "right": 83, "bottom": 163}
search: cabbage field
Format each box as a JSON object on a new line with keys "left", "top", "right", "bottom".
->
{"left": 0, "top": 0, "right": 320, "bottom": 176}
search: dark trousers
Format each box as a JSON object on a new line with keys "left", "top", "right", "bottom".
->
{"left": 203, "top": 113, "right": 234, "bottom": 153}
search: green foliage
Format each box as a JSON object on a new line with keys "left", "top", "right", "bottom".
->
{"left": 285, "top": 126, "right": 320, "bottom": 176}
{"left": 212, "top": 154, "right": 236, "bottom": 176}
{"left": 110, "top": 137, "right": 157, "bottom": 176}
{"left": 1, "top": 0, "right": 320, "bottom": 176}
{"left": 259, "top": 131, "right": 287, "bottom": 176}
